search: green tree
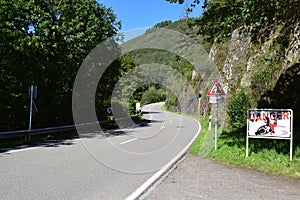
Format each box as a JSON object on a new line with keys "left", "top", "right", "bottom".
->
{"left": 96, "top": 54, "right": 138, "bottom": 119}
{"left": 0, "top": 0, "right": 121, "bottom": 130}
{"left": 167, "top": 0, "right": 299, "bottom": 43}
{"left": 141, "top": 86, "right": 166, "bottom": 105}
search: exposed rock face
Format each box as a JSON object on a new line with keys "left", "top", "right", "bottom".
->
{"left": 223, "top": 27, "right": 252, "bottom": 84}
{"left": 205, "top": 22, "right": 300, "bottom": 126}
{"left": 285, "top": 23, "right": 300, "bottom": 68}
{"left": 209, "top": 23, "right": 300, "bottom": 98}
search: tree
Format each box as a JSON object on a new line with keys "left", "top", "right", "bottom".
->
{"left": 166, "top": 0, "right": 203, "bottom": 6}
{"left": 0, "top": 0, "right": 121, "bottom": 130}
{"left": 166, "top": 0, "right": 300, "bottom": 43}
{"left": 96, "top": 54, "right": 138, "bottom": 119}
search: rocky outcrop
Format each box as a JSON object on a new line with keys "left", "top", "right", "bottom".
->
{"left": 209, "top": 22, "right": 300, "bottom": 100}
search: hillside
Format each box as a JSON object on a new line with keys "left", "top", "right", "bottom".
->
{"left": 124, "top": 1, "right": 300, "bottom": 129}
{"left": 120, "top": 0, "right": 300, "bottom": 175}
{"left": 122, "top": 19, "right": 215, "bottom": 116}
{"left": 121, "top": 3, "right": 300, "bottom": 165}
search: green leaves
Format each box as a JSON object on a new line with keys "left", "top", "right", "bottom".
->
{"left": 166, "top": 0, "right": 185, "bottom": 4}
{"left": 0, "top": 0, "right": 121, "bottom": 130}
{"left": 192, "top": 0, "right": 298, "bottom": 44}
{"left": 227, "top": 88, "right": 250, "bottom": 129}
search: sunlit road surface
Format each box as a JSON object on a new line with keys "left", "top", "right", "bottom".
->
{"left": 0, "top": 102, "right": 199, "bottom": 200}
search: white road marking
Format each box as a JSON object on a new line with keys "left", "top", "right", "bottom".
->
{"left": 120, "top": 138, "right": 138, "bottom": 145}
{"left": 1, "top": 147, "right": 41, "bottom": 155}
{"left": 125, "top": 117, "right": 202, "bottom": 200}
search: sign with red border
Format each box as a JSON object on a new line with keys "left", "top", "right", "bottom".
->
{"left": 207, "top": 80, "right": 225, "bottom": 96}
{"left": 246, "top": 108, "right": 293, "bottom": 160}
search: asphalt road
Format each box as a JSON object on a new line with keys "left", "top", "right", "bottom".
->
{"left": 0, "top": 102, "right": 200, "bottom": 200}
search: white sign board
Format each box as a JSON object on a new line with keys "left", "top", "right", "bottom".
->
{"left": 247, "top": 109, "right": 292, "bottom": 138}
{"left": 246, "top": 109, "right": 293, "bottom": 160}
{"left": 209, "top": 96, "right": 224, "bottom": 104}
{"left": 136, "top": 103, "right": 141, "bottom": 110}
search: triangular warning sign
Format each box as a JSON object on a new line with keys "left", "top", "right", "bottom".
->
{"left": 207, "top": 80, "right": 225, "bottom": 96}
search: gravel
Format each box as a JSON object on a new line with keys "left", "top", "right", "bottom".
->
{"left": 145, "top": 153, "right": 300, "bottom": 200}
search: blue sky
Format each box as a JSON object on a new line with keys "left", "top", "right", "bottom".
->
{"left": 99, "top": 0, "right": 203, "bottom": 40}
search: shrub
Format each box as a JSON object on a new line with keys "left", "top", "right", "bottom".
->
{"left": 227, "top": 88, "right": 250, "bottom": 129}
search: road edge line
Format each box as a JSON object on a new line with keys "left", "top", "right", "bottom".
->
{"left": 125, "top": 116, "right": 201, "bottom": 200}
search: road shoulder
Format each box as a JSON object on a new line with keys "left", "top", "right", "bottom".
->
{"left": 146, "top": 152, "right": 300, "bottom": 200}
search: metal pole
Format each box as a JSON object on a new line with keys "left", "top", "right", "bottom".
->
{"left": 290, "top": 137, "right": 293, "bottom": 161}
{"left": 198, "top": 97, "right": 201, "bottom": 119}
{"left": 28, "top": 85, "right": 33, "bottom": 141}
{"left": 246, "top": 136, "right": 249, "bottom": 158}
{"left": 246, "top": 110, "right": 249, "bottom": 157}
{"left": 208, "top": 115, "right": 212, "bottom": 131}
{"left": 215, "top": 103, "right": 218, "bottom": 150}
{"left": 290, "top": 110, "right": 293, "bottom": 161}
{"left": 29, "top": 85, "right": 33, "bottom": 130}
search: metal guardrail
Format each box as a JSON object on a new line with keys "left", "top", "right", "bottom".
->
{"left": 0, "top": 111, "right": 143, "bottom": 140}
{"left": 0, "top": 121, "right": 102, "bottom": 139}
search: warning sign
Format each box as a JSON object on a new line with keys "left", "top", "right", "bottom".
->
{"left": 246, "top": 108, "right": 294, "bottom": 160}
{"left": 207, "top": 80, "right": 225, "bottom": 96}
{"left": 247, "top": 109, "right": 293, "bottom": 138}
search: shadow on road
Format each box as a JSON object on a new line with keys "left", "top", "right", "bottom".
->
{"left": 102, "top": 119, "right": 164, "bottom": 137}
{"left": 142, "top": 111, "right": 161, "bottom": 114}
{"left": 0, "top": 117, "right": 165, "bottom": 155}
{"left": 0, "top": 138, "right": 77, "bottom": 155}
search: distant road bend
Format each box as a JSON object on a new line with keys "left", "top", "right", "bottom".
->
{"left": 0, "top": 102, "right": 200, "bottom": 200}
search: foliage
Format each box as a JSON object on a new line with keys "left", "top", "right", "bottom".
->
{"left": 153, "top": 20, "right": 173, "bottom": 28}
{"left": 227, "top": 88, "right": 250, "bottom": 129}
{"left": 195, "top": 0, "right": 244, "bottom": 43}
{"left": 166, "top": 0, "right": 185, "bottom": 4}
{"left": 174, "top": 0, "right": 300, "bottom": 44}
{"left": 206, "top": 128, "right": 300, "bottom": 178}
{"left": 0, "top": 0, "right": 121, "bottom": 130}
{"left": 96, "top": 54, "right": 138, "bottom": 119}
{"left": 125, "top": 19, "right": 200, "bottom": 111}
{"left": 191, "top": 120, "right": 300, "bottom": 178}
{"left": 141, "top": 86, "right": 166, "bottom": 105}
{"left": 166, "top": 0, "right": 203, "bottom": 7}
{"left": 189, "top": 116, "right": 209, "bottom": 154}
{"left": 166, "top": 93, "right": 178, "bottom": 108}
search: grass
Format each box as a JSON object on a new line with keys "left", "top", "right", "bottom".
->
{"left": 161, "top": 105, "right": 300, "bottom": 179}
{"left": 191, "top": 116, "right": 300, "bottom": 179}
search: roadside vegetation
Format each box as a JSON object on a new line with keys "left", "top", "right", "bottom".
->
{"left": 188, "top": 87, "right": 300, "bottom": 179}
{"left": 2, "top": 0, "right": 300, "bottom": 180}
{"left": 190, "top": 116, "right": 300, "bottom": 179}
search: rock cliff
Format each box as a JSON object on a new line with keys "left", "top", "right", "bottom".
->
{"left": 209, "top": 22, "right": 300, "bottom": 123}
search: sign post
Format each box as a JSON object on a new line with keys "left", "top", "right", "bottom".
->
{"left": 28, "top": 84, "right": 37, "bottom": 140}
{"left": 107, "top": 107, "right": 113, "bottom": 120}
{"left": 202, "top": 103, "right": 207, "bottom": 117}
{"left": 207, "top": 80, "right": 225, "bottom": 150}
{"left": 136, "top": 102, "right": 141, "bottom": 114}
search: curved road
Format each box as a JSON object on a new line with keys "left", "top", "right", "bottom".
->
{"left": 0, "top": 102, "right": 200, "bottom": 200}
